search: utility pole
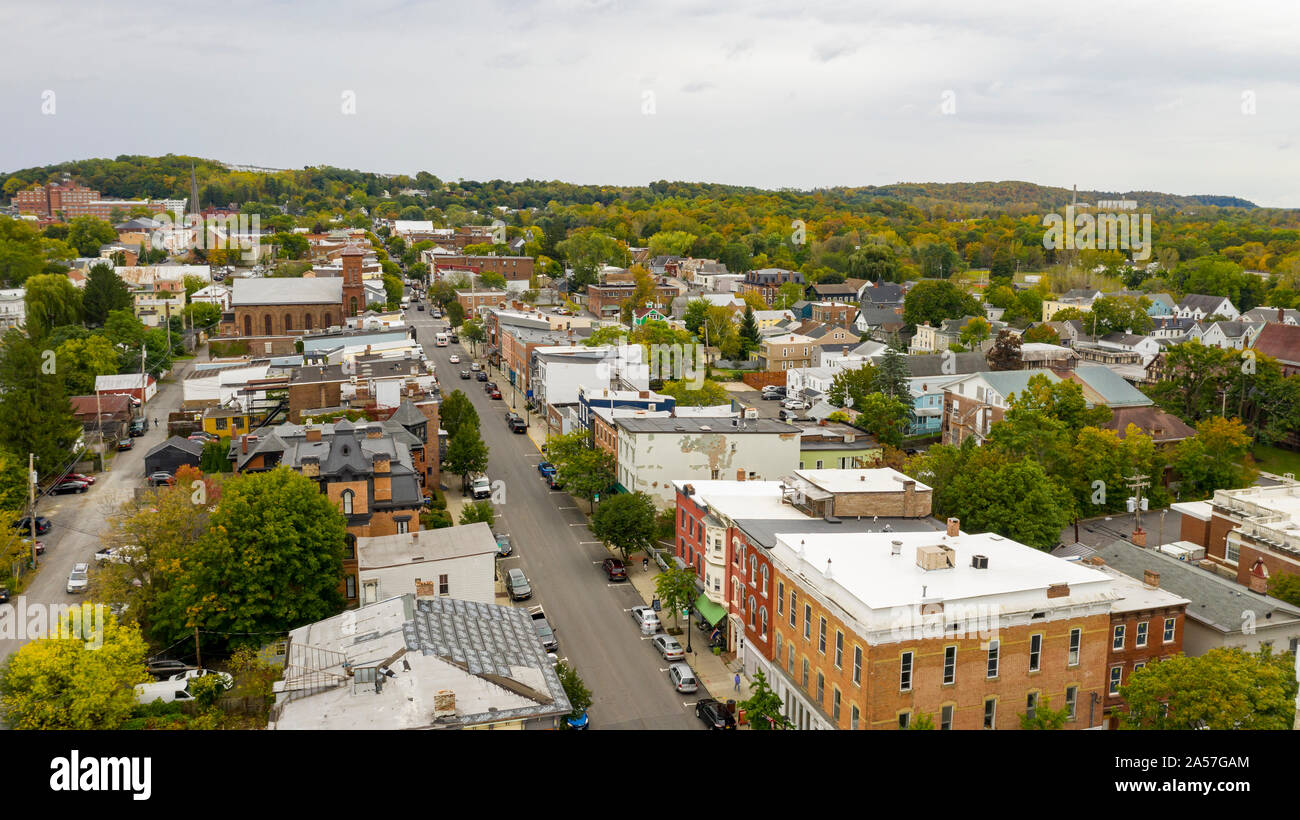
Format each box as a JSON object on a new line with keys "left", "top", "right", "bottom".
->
{"left": 194, "top": 626, "right": 202, "bottom": 669}
{"left": 27, "top": 453, "right": 37, "bottom": 565}
{"left": 1126, "top": 473, "right": 1151, "bottom": 547}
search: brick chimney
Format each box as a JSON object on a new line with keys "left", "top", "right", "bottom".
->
{"left": 946, "top": 517, "right": 960, "bottom": 537}
{"left": 736, "top": 469, "right": 745, "bottom": 481}
{"left": 241, "top": 434, "right": 249, "bottom": 454}
{"left": 1280, "top": 307, "right": 1286, "bottom": 323}
{"left": 1143, "top": 569, "right": 1160, "bottom": 588}
{"left": 305, "top": 423, "right": 322, "bottom": 443}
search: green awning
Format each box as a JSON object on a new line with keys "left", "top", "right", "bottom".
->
{"left": 694, "top": 593, "right": 728, "bottom": 627}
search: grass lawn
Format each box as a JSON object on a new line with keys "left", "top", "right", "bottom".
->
{"left": 1252, "top": 444, "right": 1300, "bottom": 476}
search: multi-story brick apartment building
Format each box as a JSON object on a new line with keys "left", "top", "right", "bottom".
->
{"left": 12, "top": 179, "right": 167, "bottom": 221}
{"left": 232, "top": 418, "right": 425, "bottom": 606}
{"left": 766, "top": 523, "right": 1116, "bottom": 730}
{"left": 737, "top": 268, "right": 804, "bottom": 305}
{"left": 755, "top": 333, "right": 817, "bottom": 371}
{"left": 585, "top": 281, "right": 677, "bottom": 319}
{"left": 455, "top": 289, "right": 509, "bottom": 317}
{"left": 432, "top": 254, "right": 534, "bottom": 284}
{"left": 1170, "top": 480, "right": 1300, "bottom": 589}
{"left": 809, "top": 301, "right": 858, "bottom": 328}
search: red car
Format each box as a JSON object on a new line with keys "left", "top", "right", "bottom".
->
{"left": 602, "top": 558, "right": 627, "bottom": 581}
{"left": 66, "top": 472, "right": 96, "bottom": 485}
{"left": 490, "top": 388, "right": 502, "bottom": 399}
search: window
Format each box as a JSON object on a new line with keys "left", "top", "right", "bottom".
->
{"left": 1109, "top": 666, "right": 1123, "bottom": 695}
{"left": 986, "top": 639, "right": 1000, "bottom": 679}
{"left": 851, "top": 705, "right": 860, "bottom": 730}
{"left": 818, "top": 618, "right": 827, "bottom": 654}
{"left": 778, "top": 582, "right": 784, "bottom": 615}
{"left": 747, "top": 597, "right": 756, "bottom": 628}
{"left": 761, "top": 566, "right": 769, "bottom": 595}
{"left": 983, "top": 698, "right": 996, "bottom": 729}
{"left": 776, "top": 632, "right": 783, "bottom": 657}
{"left": 1134, "top": 662, "right": 1146, "bottom": 672}
{"left": 215, "top": 417, "right": 227, "bottom": 430}
{"left": 787, "top": 645, "right": 794, "bottom": 675}
{"left": 943, "top": 646, "right": 956, "bottom": 684}
{"left": 789, "top": 592, "right": 797, "bottom": 627}
{"left": 832, "top": 688, "right": 841, "bottom": 721}
{"left": 397, "top": 519, "right": 408, "bottom": 535}
{"left": 760, "top": 608, "right": 767, "bottom": 638}
{"left": 1029, "top": 634, "right": 1042, "bottom": 672}
{"left": 900, "top": 651, "right": 913, "bottom": 692}
{"left": 897, "top": 712, "right": 910, "bottom": 729}
{"left": 1112, "top": 624, "right": 1125, "bottom": 650}
{"left": 1225, "top": 540, "right": 1240, "bottom": 564}
{"left": 750, "top": 556, "right": 757, "bottom": 584}
{"left": 816, "top": 673, "right": 824, "bottom": 703}
{"left": 835, "top": 631, "right": 843, "bottom": 668}
{"left": 941, "top": 704, "right": 954, "bottom": 730}
{"left": 1136, "top": 621, "right": 1148, "bottom": 648}
{"left": 438, "top": 574, "right": 449, "bottom": 595}
{"left": 1026, "top": 691, "right": 1038, "bottom": 721}
{"left": 853, "top": 646, "right": 862, "bottom": 685}
{"left": 343, "top": 535, "right": 356, "bottom": 560}
{"left": 1069, "top": 628, "right": 1081, "bottom": 666}
{"left": 801, "top": 659, "right": 809, "bottom": 689}
{"left": 345, "top": 575, "right": 357, "bottom": 599}
{"left": 1163, "top": 617, "right": 1176, "bottom": 644}
{"left": 341, "top": 490, "right": 354, "bottom": 516}
{"left": 1065, "top": 686, "right": 1078, "bottom": 720}
{"left": 803, "top": 604, "right": 811, "bottom": 639}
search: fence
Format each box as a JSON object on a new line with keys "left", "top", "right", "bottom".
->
{"left": 742, "top": 371, "right": 787, "bottom": 389}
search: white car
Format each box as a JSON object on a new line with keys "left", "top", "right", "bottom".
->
{"left": 448, "top": 354, "right": 461, "bottom": 364}
{"left": 94, "top": 545, "right": 139, "bottom": 565}
{"left": 782, "top": 398, "right": 810, "bottom": 411}
{"left": 66, "top": 563, "right": 89, "bottom": 594}
{"left": 134, "top": 669, "right": 233, "bottom": 705}
{"left": 631, "top": 605, "right": 661, "bottom": 635}
{"left": 651, "top": 634, "right": 685, "bottom": 661}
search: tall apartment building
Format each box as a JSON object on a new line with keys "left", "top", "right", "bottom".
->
{"left": 13, "top": 179, "right": 163, "bottom": 221}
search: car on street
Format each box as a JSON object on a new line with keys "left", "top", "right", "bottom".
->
{"left": 667, "top": 662, "right": 699, "bottom": 694}
{"left": 475, "top": 371, "right": 489, "bottom": 381}
{"left": 505, "top": 568, "right": 533, "bottom": 601}
{"left": 601, "top": 557, "right": 627, "bottom": 581}
{"left": 483, "top": 381, "right": 497, "bottom": 394}
{"left": 460, "top": 369, "right": 471, "bottom": 379}
{"left": 20, "top": 538, "right": 44, "bottom": 555}
{"left": 449, "top": 333, "right": 459, "bottom": 343}
{"left": 15, "top": 516, "right": 51, "bottom": 535}
{"left": 506, "top": 412, "right": 526, "bottom": 433}
{"left": 695, "top": 698, "right": 737, "bottom": 729}
{"left": 66, "top": 472, "right": 96, "bottom": 485}
{"left": 128, "top": 418, "right": 147, "bottom": 436}
{"left": 116, "top": 437, "right": 135, "bottom": 451}
{"left": 448, "top": 354, "right": 461, "bottom": 363}
{"left": 538, "top": 461, "right": 556, "bottom": 477}
{"left": 66, "top": 563, "right": 90, "bottom": 594}
{"left": 470, "top": 362, "right": 481, "bottom": 371}
{"left": 51, "top": 479, "right": 90, "bottom": 495}
{"left": 146, "top": 659, "right": 196, "bottom": 680}
{"left": 651, "top": 634, "right": 685, "bottom": 661}
{"left": 527, "top": 605, "right": 558, "bottom": 652}
{"left": 489, "top": 388, "right": 502, "bottom": 399}
{"left": 471, "top": 475, "right": 492, "bottom": 499}
{"left": 544, "top": 473, "right": 564, "bottom": 490}
{"left": 0, "top": 586, "right": 8, "bottom": 604}
{"left": 148, "top": 471, "right": 174, "bottom": 487}
{"left": 417, "top": 303, "right": 425, "bottom": 311}
{"left": 494, "top": 533, "right": 512, "bottom": 556}
{"left": 565, "top": 711, "right": 589, "bottom": 730}
{"left": 631, "top": 605, "right": 661, "bottom": 635}
{"left": 553, "top": 307, "right": 570, "bottom": 315}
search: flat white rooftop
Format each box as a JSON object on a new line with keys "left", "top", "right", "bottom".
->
{"left": 794, "top": 468, "right": 931, "bottom": 495}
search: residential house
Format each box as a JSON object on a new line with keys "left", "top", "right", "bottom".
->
{"left": 577, "top": 386, "right": 675, "bottom": 431}
{"left": 756, "top": 333, "right": 817, "bottom": 371}
{"left": 1175, "top": 294, "right": 1239, "bottom": 322}
{"left": 1242, "top": 306, "right": 1300, "bottom": 326}
{"left": 791, "top": 421, "right": 883, "bottom": 470}
{"left": 356, "top": 522, "right": 497, "bottom": 607}
{"left": 1252, "top": 324, "right": 1300, "bottom": 377}
{"left": 737, "top": 269, "right": 804, "bottom": 305}
{"left": 0, "top": 288, "right": 25, "bottom": 331}
{"left": 95, "top": 373, "right": 157, "bottom": 405}
{"left": 69, "top": 393, "right": 134, "bottom": 439}
{"left": 1194, "top": 321, "right": 1261, "bottom": 351}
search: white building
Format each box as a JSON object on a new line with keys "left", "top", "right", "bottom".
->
{"left": 190, "top": 284, "right": 232, "bottom": 311}
{"left": 614, "top": 416, "right": 801, "bottom": 507}
{"left": 531, "top": 345, "right": 649, "bottom": 408}
{"left": 357, "top": 523, "right": 497, "bottom": 607}
{"left": 0, "top": 288, "right": 25, "bottom": 331}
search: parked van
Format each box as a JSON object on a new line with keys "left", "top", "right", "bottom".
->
{"left": 668, "top": 662, "right": 699, "bottom": 694}
{"left": 133, "top": 669, "right": 232, "bottom": 705}
{"left": 471, "top": 475, "right": 492, "bottom": 499}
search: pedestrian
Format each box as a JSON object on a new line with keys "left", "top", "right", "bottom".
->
{"left": 643, "top": 557, "right": 649, "bottom": 572}
{"left": 734, "top": 672, "right": 741, "bottom": 692}
{"left": 152, "top": 417, "right": 158, "bottom": 429}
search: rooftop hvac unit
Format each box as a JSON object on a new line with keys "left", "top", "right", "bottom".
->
{"left": 971, "top": 554, "right": 989, "bottom": 569}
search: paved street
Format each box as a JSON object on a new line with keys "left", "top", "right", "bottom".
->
{"left": 408, "top": 305, "right": 707, "bottom": 729}
{"left": 0, "top": 361, "right": 193, "bottom": 664}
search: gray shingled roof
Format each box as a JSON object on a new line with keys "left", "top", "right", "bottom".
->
{"left": 232, "top": 278, "right": 342, "bottom": 306}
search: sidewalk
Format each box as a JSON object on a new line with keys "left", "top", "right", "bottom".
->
{"left": 625, "top": 555, "right": 756, "bottom": 717}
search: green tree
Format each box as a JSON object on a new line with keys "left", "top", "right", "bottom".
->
{"left": 591, "top": 492, "right": 657, "bottom": 562}
{"left": 871, "top": 347, "right": 912, "bottom": 401}
{"left": 1020, "top": 695, "right": 1071, "bottom": 729}
{"left": 658, "top": 378, "right": 728, "bottom": 406}
{"left": 854, "top": 392, "right": 910, "bottom": 448}
{"left": 439, "top": 390, "right": 479, "bottom": 440}
{"left": 849, "top": 244, "right": 902, "bottom": 282}
{"left": 1119, "top": 648, "right": 1297, "bottom": 730}
{"left": 1172, "top": 416, "right": 1256, "bottom": 498}
{"left": 555, "top": 661, "right": 593, "bottom": 723}
{"left": 1266, "top": 573, "right": 1300, "bottom": 608}
{"left": 479, "top": 271, "right": 507, "bottom": 290}
{"left": 0, "top": 609, "right": 149, "bottom": 730}
{"left": 557, "top": 446, "right": 615, "bottom": 504}
{"left": 183, "top": 301, "right": 222, "bottom": 328}
{"left": 462, "top": 317, "right": 486, "bottom": 354}
{"left": 65, "top": 215, "right": 117, "bottom": 257}
{"left": 199, "top": 438, "right": 232, "bottom": 473}
{"left": 445, "top": 426, "right": 490, "bottom": 493}
{"left": 654, "top": 564, "right": 699, "bottom": 632}
{"left": 959, "top": 316, "right": 992, "bottom": 348}
{"left": 739, "top": 669, "right": 794, "bottom": 729}
{"left": 902, "top": 280, "right": 981, "bottom": 328}
{"left": 445, "top": 300, "right": 465, "bottom": 328}
{"left": 23, "top": 273, "right": 83, "bottom": 339}
{"left": 1022, "top": 324, "right": 1060, "bottom": 345}
{"left": 54, "top": 334, "right": 118, "bottom": 395}
{"left": 0, "top": 217, "right": 47, "bottom": 286}
{"left": 738, "top": 306, "right": 761, "bottom": 356}
{"left": 941, "top": 451, "right": 1075, "bottom": 549}
{"left": 772, "top": 281, "right": 805, "bottom": 309}
{"left": 647, "top": 230, "right": 697, "bottom": 257}
{"left": 458, "top": 499, "right": 496, "bottom": 526}
{"left": 82, "top": 263, "right": 133, "bottom": 326}
{"left": 0, "top": 329, "right": 81, "bottom": 473}
{"left": 1090, "top": 294, "right": 1153, "bottom": 335}
{"left": 149, "top": 467, "right": 348, "bottom": 650}
{"left": 684, "top": 299, "right": 711, "bottom": 335}
{"left": 0, "top": 450, "right": 29, "bottom": 512}
{"left": 908, "top": 713, "right": 936, "bottom": 730}
{"left": 828, "top": 364, "right": 877, "bottom": 409}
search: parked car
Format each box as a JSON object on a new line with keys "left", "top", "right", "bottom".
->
{"left": 537, "top": 461, "right": 557, "bottom": 477}
{"left": 189, "top": 430, "right": 219, "bottom": 442}
{"left": 544, "top": 473, "right": 564, "bottom": 490}
{"left": 51, "top": 479, "right": 89, "bottom": 495}
{"left": 417, "top": 303, "right": 425, "bottom": 311}
{"left": 782, "top": 397, "right": 810, "bottom": 411}
{"left": 95, "top": 544, "right": 138, "bottom": 565}
{"left": 148, "top": 472, "right": 174, "bottom": 487}
{"left": 471, "top": 475, "right": 492, "bottom": 499}
{"left": 448, "top": 354, "right": 461, "bottom": 364}
{"left": 601, "top": 558, "right": 627, "bottom": 581}
{"left": 66, "top": 563, "right": 89, "bottom": 594}
{"left": 66, "top": 472, "right": 96, "bottom": 485}
{"left": 506, "top": 412, "right": 526, "bottom": 433}
{"left": 15, "top": 516, "right": 51, "bottom": 535}
{"left": 778, "top": 408, "right": 802, "bottom": 422}
{"left": 565, "top": 710, "right": 589, "bottom": 730}
{"left": 504, "top": 568, "right": 532, "bottom": 601}
{"left": 21, "top": 538, "right": 44, "bottom": 556}
{"left": 475, "top": 371, "right": 489, "bottom": 381}
{"left": 128, "top": 419, "right": 147, "bottom": 436}
{"left": 494, "top": 533, "right": 512, "bottom": 557}
{"left": 483, "top": 381, "right": 498, "bottom": 394}
{"left": 449, "top": 333, "right": 459, "bottom": 343}
{"left": 146, "top": 659, "right": 196, "bottom": 679}
{"left": 490, "top": 388, "right": 502, "bottom": 400}
{"left": 116, "top": 437, "right": 135, "bottom": 451}
{"left": 527, "top": 605, "right": 558, "bottom": 652}
{"left": 651, "top": 634, "right": 685, "bottom": 662}
{"left": 0, "top": 586, "right": 9, "bottom": 604}
{"left": 460, "top": 369, "right": 471, "bottom": 379}
{"left": 134, "top": 670, "right": 232, "bottom": 705}
{"left": 695, "top": 698, "right": 737, "bottom": 729}
{"left": 667, "top": 662, "right": 699, "bottom": 694}
{"left": 631, "top": 605, "right": 661, "bottom": 635}
{"left": 470, "top": 362, "right": 482, "bottom": 371}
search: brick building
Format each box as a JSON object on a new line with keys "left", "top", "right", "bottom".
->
{"left": 456, "top": 289, "right": 509, "bottom": 316}
{"left": 223, "top": 247, "right": 367, "bottom": 344}
{"left": 432, "top": 255, "right": 534, "bottom": 283}
{"left": 585, "top": 281, "right": 677, "bottom": 319}
{"left": 737, "top": 268, "right": 804, "bottom": 305}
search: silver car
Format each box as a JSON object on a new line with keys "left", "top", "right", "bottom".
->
{"left": 651, "top": 634, "right": 685, "bottom": 661}
{"left": 668, "top": 662, "right": 699, "bottom": 693}
{"left": 66, "top": 562, "right": 89, "bottom": 594}
{"left": 631, "top": 605, "right": 661, "bottom": 635}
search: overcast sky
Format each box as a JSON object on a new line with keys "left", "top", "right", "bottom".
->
{"left": 4, "top": 0, "right": 1300, "bottom": 207}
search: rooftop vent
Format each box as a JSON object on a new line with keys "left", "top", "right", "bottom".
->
{"left": 891, "top": 540, "right": 902, "bottom": 556}
{"left": 916, "top": 544, "right": 956, "bottom": 571}
{"left": 971, "top": 554, "right": 989, "bottom": 570}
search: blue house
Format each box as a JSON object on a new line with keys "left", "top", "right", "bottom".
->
{"left": 577, "top": 386, "right": 675, "bottom": 430}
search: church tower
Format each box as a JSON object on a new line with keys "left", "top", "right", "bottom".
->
{"left": 340, "top": 245, "right": 365, "bottom": 318}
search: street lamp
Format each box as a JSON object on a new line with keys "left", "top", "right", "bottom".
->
{"left": 685, "top": 605, "right": 692, "bottom": 654}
